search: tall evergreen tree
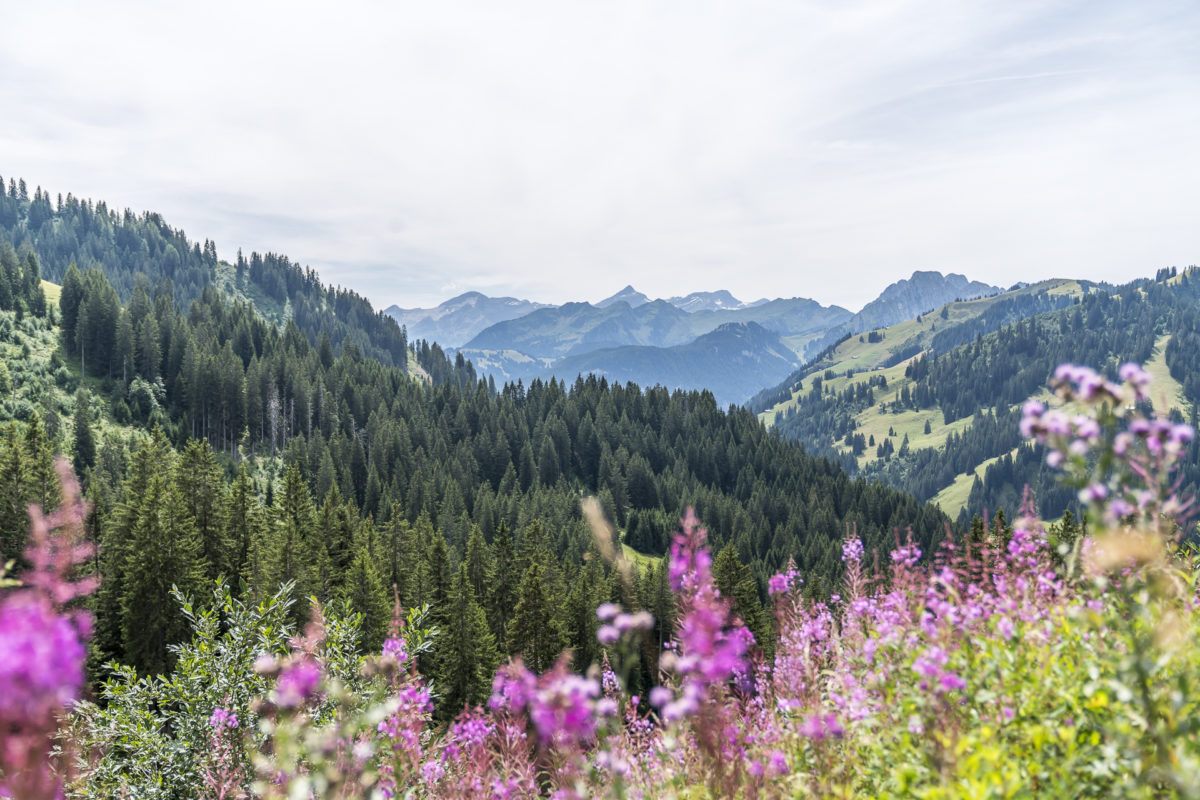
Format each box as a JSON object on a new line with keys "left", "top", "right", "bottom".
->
{"left": 340, "top": 545, "right": 390, "bottom": 651}
{"left": 72, "top": 389, "right": 96, "bottom": 479}
{"left": 269, "top": 464, "right": 327, "bottom": 620}
{"left": 225, "top": 465, "right": 260, "bottom": 587}
{"left": 712, "top": 542, "right": 769, "bottom": 655}
{"left": 434, "top": 563, "right": 498, "bottom": 716}
{"left": 0, "top": 424, "right": 26, "bottom": 562}
{"left": 487, "top": 520, "right": 517, "bottom": 648}
{"left": 176, "top": 439, "right": 228, "bottom": 580}
{"left": 119, "top": 435, "right": 205, "bottom": 673}
{"left": 506, "top": 558, "right": 567, "bottom": 672}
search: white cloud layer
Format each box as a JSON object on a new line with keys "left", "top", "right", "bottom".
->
{"left": 1, "top": 0, "right": 1197, "bottom": 309}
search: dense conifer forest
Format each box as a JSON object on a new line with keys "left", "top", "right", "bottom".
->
{"left": 0, "top": 178, "right": 947, "bottom": 706}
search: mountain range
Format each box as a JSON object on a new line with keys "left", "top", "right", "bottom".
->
{"left": 384, "top": 292, "right": 551, "bottom": 347}
{"left": 390, "top": 272, "right": 1003, "bottom": 405}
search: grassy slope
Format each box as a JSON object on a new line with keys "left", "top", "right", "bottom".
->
{"left": 621, "top": 542, "right": 661, "bottom": 570}
{"left": 1144, "top": 333, "right": 1189, "bottom": 417}
{"left": 757, "top": 280, "right": 1124, "bottom": 516}
{"left": 931, "top": 447, "right": 1018, "bottom": 516}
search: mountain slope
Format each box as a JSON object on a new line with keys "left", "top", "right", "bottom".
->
{"left": 464, "top": 300, "right": 697, "bottom": 358}
{"left": 801, "top": 271, "right": 1003, "bottom": 360}
{"left": 0, "top": 176, "right": 412, "bottom": 368}
{"left": 384, "top": 292, "right": 550, "bottom": 348}
{"left": 850, "top": 270, "right": 1001, "bottom": 331}
{"left": 542, "top": 322, "right": 802, "bottom": 406}
{"left": 754, "top": 270, "right": 1200, "bottom": 523}
{"left": 465, "top": 295, "right": 850, "bottom": 362}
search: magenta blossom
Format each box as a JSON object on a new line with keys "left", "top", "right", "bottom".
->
{"left": 274, "top": 658, "right": 322, "bottom": 708}
{"left": 798, "top": 713, "right": 845, "bottom": 740}
{"left": 0, "top": 592, "right": 87, "bottom": 725}
{"left": 208, "top": 707, "right": 239, "bottom": 729}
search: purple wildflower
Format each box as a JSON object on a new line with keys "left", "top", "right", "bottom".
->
{"left": 274, "top": 658, "right": 322, "bottom": 708}
{"left": 382, "top": 637, "right": 407, "bottom": 663}
{"left": 0, "top": 592, "right": 87, "bottom": 724}
{"left": 798, "top": 713, "right": 844, "bottom": 740}
{"left": 208, "top": 707, "right": 239, "bottom": 729}
{"left": 596, "top": 602, "right": 621, "bottom": 621}
{"left": 890, "top": 543, "right": 922, "bottom": 568}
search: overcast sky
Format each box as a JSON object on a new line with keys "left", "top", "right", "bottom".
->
{"left": 2, "top": 0, "right": 1197, "bottom": 310}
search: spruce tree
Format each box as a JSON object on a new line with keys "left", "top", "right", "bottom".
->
{"left": 270, "top": 464, "right": 327, "bottom": 620}
{"left": 0, "top": 424, "right": 26, "bottom": 562}
{"left": 506, "top": 558, "right": 566, "bottom": 673}
{"left": 72, "top": 389, "right": 96, "bottom": 479}
{"left": 340, "top": 545, "right": 390, "bottom": 651}
{"left": 176, "top": 439, "right": 228, "bottom": 580}
{"left": 120, "top": 436, "right": 205, "bottom": 674}
{"left": 22, "top": 412, "right": 58, "bottom": 513}
{"left": 464, "top": 525, "right": 493, "bottom": 602}
{"left": 225, "top": 465, "right": 259, "bottom": 587}
{"left": 434, "top": 563, "right": 498, "bottom": 716}
{"left": 712, "top": 542, "right": 769, "bottom": 654}
{"left": 487, "top": 519, "right": 516, "bottom": 647}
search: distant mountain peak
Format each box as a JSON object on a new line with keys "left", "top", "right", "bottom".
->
{"left": 855, "top": 271, "right": 1002, "bottom": 327}
{"left": 667, "top": 289, "right": 747, "bottom": 312}
{"left": 597, "top": 285, "right": 651, "bottom": 308}
{"left": 384, "top": 292, "right": 552, "bottom": 348}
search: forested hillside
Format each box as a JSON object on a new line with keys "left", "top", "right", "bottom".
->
{"left": 755, "top": 270, "right": 1200, "bottom": 524}
{"left": 0, "top": 174, "right": 409, "bottom": 367}
{"left": 0, "top": 183, "right": 949, "bottom": 708}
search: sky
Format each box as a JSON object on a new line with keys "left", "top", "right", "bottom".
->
{"left": 1, "top": 0, "right": 1198, "bottom": 311}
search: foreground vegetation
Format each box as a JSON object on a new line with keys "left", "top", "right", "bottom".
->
{"left": 2, "top": 359, "right": 1199, "bottom": 798}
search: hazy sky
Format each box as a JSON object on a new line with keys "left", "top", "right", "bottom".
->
{"left": 2, "top": 1, "right": 1197, "bottom": 310}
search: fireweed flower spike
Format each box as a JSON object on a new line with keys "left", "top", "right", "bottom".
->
{"left": 0, "top": 460, "right": 94, "bottom": 800}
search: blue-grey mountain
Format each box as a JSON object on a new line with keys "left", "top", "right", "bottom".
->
{"left": 384, "top": 292, "right": 551, "bottom": 348}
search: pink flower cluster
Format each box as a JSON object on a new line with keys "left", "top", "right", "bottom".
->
{"left": 653, "top": 510, "right": 755, "bottom": 722}
{"left": 0, "top": 592, "right": 88, "bottom": 724}
{"left": 274, "top": 658, "right": 322, "bottom": 708}
{"left": 0, "top": 460, "right": 95, "bottom": 800}
{"left": 1024, "top": 360, "right": 1195, "bottom": 527}
{"left": 768, "top": 565, "right": 800, "bottom": 596}
{"left": 208, "top": 707, "right": 239, "bottom": 729}
{"left": 490, "top": 658, "right": 603, "bottom": 746}
{"left": 595, "top": 602, "right": 653, "bottom": 645}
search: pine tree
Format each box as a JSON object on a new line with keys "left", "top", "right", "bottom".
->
{"left": 0, "top": 424, "right": 26, "bottom": 562}
{"left": 225, "top": 465, "right": 259, "bottom": 586}
{"left": 60, "top": 262, "right": 84, "bottom": 351}
{"left": 270, "top": 464, "right": 327, "bottom": 620}
{"left": 22, "top": 412, "right": 58, "bottom": 513}
{"left": 95, "top": 429, "right": 170, "bottom": 664}
{"left": 487, "top": 520, "right": 516, "bottom": 647}
{"left": 464, "top": 525, "right": 493, "bottom": 602}
{"left": 426, "top": 529, "right": 454, "bottom": 611}
{"left": 712, "top": 542, "right": 768, "bottom": 654}
{"left": 318, "top": 483, "right": 357, "bottom": 590}
{"left": 115, "top": 310, "right": 135, "bottom": 385}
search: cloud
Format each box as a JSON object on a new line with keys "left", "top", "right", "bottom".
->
{"left": 0, "top": 0, "right": 1197, "bottom": 310}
